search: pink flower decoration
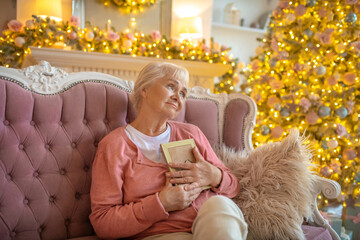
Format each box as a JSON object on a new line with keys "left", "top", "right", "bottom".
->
{"left": 352, "top": 213, "right": 360, "bottom": 224}
{"left": 278, "top": 51, "right": 289, "bottom": 60}
{"left": 343, "top": 149, "right": 356, "bottom": 160}
{"left": 347, "top": 100, "right": 355, "bottom": 113}
{"left": 8, "top": 20, "right": 23, "bottom": 32}
{"left": 351, "top": 41, "right": 360, "bottom": 51}
{"left": 267, "top": 95, "right": 280, "bottom": 108}
{"left": 345, "top": 0, "right": 358, "bottom": 4}
{"left": 336, "top": 124, "right": 347, "bottom": 137}
{"left": 271, "top": 38, "right": 279, "bottom": 52}
{"left": 330, "top": 161, "right": 341, "bottom": 173}
{"left": 293, "top": 63, "right": 303, "bottom": 72}
{"left": 320, "top": 166, "right": 331, "bottom": 177}
{"left": 294, "top": 4, "right": 307, "bottom": 17}
{"left": 269, "top": 79, "right": 284, "bottom": 90}
{"left": 25, "top": 20, "right": 35, "bottom": 29}
{"left": 70, "top": 15, "right": 81, "bottom": 27}
{"left": 151, "top": 30, "right": 161, "bottom": 42}
{"left": 278, "top": 1, "right": 290, "bottom": 9}
{"left": 250, "top": 60, "right": 261, "bottom": 72}
{"left": 125, "top": 32, "right": 134, "bottom": 41}
{"left": 319, "top": 32, "right": 332, "bottom": 45}
{"left": 107, "top": 31, "right": 120, "bottom": 41}
{"left": 299, "top": 97, "right": 311, "bottom": 112}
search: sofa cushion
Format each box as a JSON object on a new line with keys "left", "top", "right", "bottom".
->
{"left": 184, "top": 98, "right": 219, "bottom": 146}
{"left": 223, "top": 99, "right": 249, "bottom": 151}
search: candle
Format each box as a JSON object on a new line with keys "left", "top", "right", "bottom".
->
{"left": 107, "top": 19, "right": 111, "bottom": 32}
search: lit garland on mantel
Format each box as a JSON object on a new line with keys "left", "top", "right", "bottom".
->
{"left": 0, "top": 15, "right": 239, "bottom": 94}
{"left": 101, "top": 0, "right": 160, "bottom": 14}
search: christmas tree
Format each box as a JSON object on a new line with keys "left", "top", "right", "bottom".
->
{"left": 240, "top": 0, "right": 360, "bottom": 206}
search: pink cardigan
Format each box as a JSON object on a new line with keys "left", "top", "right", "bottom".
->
{"left": 89, "top": 121, "right": 240, "bottom": 239}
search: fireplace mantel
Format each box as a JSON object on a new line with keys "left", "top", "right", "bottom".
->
{"left": 22, "top": 47, "right": 231, "bottom": 92}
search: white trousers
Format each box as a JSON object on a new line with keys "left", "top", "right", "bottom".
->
{"left": 142, "top": 196, "right": 248, "bottom": 240}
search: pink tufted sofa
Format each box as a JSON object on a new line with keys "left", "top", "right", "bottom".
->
{"left": 0, "top": 61, "right": 341, "bottom": 240}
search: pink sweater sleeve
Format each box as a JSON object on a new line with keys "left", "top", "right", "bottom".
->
{"left": 89, "top": 139, "right": 169, "bottom": 239}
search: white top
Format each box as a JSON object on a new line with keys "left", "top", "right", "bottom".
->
{"left": 125, "top": 124, "right": 171, "bottom": 164}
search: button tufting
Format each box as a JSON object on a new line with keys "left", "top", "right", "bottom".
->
{"left": 59, "top": 168, "right": 66, "bottom": 175}
{"left": 83, "top": 119, "right": 87, "bottom": 124}
{"left": 6, "top": 174, "right": 12, "bottom": 181}
{"left": 71, "top": 142, "right": 77, "bottom": 148}
{"left": 37, "top": 226, "right": 43, "bottom": 233}
{"left": 94, "top": 141, "right": 98, "bottom": 147}
{"left": 49, "top": 196, "right": 56, "bottom": 203}
{"left": 33, "top": 171, "right": 39, "bottom": 178}
{"left": 23, "top": 198, "right": 29, "bottom": 205}
{"left": 3, "top": 120, "right": 9, "bottom": 126}
{"left": 75, "top": 192, "right": 81, "bottom": 199}
{"left": 83, "top": 165, "right": 89, "bottom": 172}
{"left": 19, "top": 144, "right": 24, "bottom": 150}
{"left": 30, "top": 120, "right": 35, "bottom": 126}
{"left": 64, "top": 219, "right": 71, "bottom": 226}
{"left": 104, "top": 119, "right": 108, "bottom": 124}
{"left": 45, "top": 144, "right": 50, "bottom": 150}
{"left": 58, "top": 121, "right": 63, "bottom": 126}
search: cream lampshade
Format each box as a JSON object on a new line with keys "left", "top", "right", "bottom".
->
{"left": 36, "top": 0, "right": 63, "bottom": 21}
{"left": 178, "top": 16, "right": 203, "bottom": 40}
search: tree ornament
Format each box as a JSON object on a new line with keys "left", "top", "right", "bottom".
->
{"left": 85, "top": 31, "right": 94, "bottom": 41}
{"left": 315, "top": 65, "right": 326, "bottom": 76}
{"left": 328, "top": 139, "right": 338, "bottom": 149}
{"left": 321, "top": 140, "right": 329, "bottom": 150}
{"left": 271, "top": 126, "right": 283, "bottom": 138}
{"left": 320, "top": 166, "right": 331, "bottom": 177}
{"left": 342, "top": 72, "right": 356, "bottom": 85}
{"left": 303, "top": 29, "right": 314, "bottom": 38}
{"left": 306, "top": 112, "right": 319, "bottom": 125}
{"left": 306, "top": 0, "right": 317, "bottom": 7}
{"left": 345, "top": 11, "right": 357, "bottom": 24}
{"left": 318, "top": 106, "right": 331, "bottom": 117}
{"left": 260, "top": 125, "right": 271, "bottom": 135}
{"left": 335, "top": 107, "right": 348, "bottom": 119}
{"left": 343, "top": 149, "right": 357, "bottom": 160}
{"left": 280, "top": 107, "right": 290, "bottom": 117}
{"left": 325, "top": 75, "right": 337, "bottom": 86}
{"left": 14, "top": 37, "right": 25, "bottom": 47}
{"left": 68, "top": 31, "right": 77, "bottom": 40}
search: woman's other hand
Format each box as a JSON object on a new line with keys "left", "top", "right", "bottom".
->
{"left": 159, "top": 176, "right": 202, "bottom": 212}
{"left": 167, "top": 147, "right": 222, "bottom": 191}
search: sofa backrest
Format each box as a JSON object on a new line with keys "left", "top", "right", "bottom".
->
{"left": 0, "top": 61, "right": 256, "bottom": 240}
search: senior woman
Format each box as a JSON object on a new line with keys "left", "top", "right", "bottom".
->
{"left": 89, "top": 62, "right": 248, "bottom": 240}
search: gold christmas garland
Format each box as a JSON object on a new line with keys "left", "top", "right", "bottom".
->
{"left": 102, "top": 0, "right": 159, "bottom": 14}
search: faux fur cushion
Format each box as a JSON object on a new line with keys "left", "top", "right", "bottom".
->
{"left": 214, "top": 129, "right": 317, "bottom": 240}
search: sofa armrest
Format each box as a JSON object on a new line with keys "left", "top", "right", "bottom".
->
{"left": 308, "top": 176, "right": 342, "bottom": 240}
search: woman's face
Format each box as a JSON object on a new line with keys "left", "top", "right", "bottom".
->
{"left": 141, "top": 76, "right": 188, "bottom": 120}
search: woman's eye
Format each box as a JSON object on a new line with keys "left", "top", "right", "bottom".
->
{"left": 168, "top": 84, "right": 174, "bottom": 90}
{"left": 180, "top": 92, "right": 186, "bottom": 98}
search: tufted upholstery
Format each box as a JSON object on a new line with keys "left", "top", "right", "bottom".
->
{"left": 0, "top": 75, "right": 251, "bottom": 240}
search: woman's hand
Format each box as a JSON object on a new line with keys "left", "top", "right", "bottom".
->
{"left": 159, "top": 176, "right": 202, "bottom": 212}
{"left": 166, "top": 147, "right": 222, "bottom": 191}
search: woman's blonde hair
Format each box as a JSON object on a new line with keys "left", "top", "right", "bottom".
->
{"left": 131, "top": 62, "right": 189, "bottom": 110}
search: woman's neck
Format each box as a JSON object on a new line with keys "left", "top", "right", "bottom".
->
{"left": 130, "top": 115, "right": 168, "bottom": 137}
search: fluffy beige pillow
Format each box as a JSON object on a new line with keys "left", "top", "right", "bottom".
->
{"left": 214, "top": 129, "right": 317, "bottom": 240}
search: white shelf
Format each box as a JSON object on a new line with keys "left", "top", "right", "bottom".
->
{"left": 212, "top": 22, "right": 266, "bottom": 34}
